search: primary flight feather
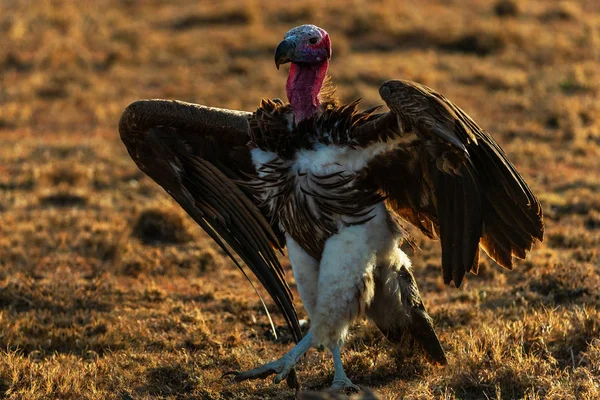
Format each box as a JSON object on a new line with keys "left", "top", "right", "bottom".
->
{"left": 119, "top": 24, "right": 543, "bottom": 391}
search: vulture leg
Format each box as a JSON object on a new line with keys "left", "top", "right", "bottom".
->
{"left": 366, "top": 249, "right": 447, "bottom": 364}
{"left": 310, "top": 205, "right": 394, "bottom": 389}
{"left": 225, "top": 236, "right": 320, "bottom": 390}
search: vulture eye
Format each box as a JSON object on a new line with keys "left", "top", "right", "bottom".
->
{"left": 308, "top": 37, "right": 319, "bottom": 45}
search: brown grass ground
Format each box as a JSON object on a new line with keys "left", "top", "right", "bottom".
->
{"left": 1, "top": 0, "right": 599, "bottom": 399}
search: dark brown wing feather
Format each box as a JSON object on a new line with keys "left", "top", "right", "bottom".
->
{"left": 119, "top": 99, "right": 301, "bottom": 341}
{"left": 357, "top": 80, "right": 544, "bottom": 287}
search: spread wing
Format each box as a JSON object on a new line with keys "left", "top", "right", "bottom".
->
{"left": 119, "top": 100, "right": 301, "bottom": 341}
{"left": 356, "top": 80, "right": 544, "bottom": 287}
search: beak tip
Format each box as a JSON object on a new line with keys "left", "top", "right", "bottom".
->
{"left": 274, "top": 38, "right": 295, "bottom": 70}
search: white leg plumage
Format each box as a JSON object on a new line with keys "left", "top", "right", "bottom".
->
{"left": 308, "top": 204, "right": 395, "bottom": 390}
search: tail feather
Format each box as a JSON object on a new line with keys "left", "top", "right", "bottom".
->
{"left": 407, "top": 304, "right": 447, "bottom": 364}
{"left": 367, "top": 260, "right": 447, "bottom": 364}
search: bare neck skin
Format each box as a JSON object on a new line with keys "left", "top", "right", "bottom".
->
{"left": 286, "top": 61, "right": 329, "bottom": 123}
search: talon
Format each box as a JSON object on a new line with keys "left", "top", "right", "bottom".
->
{"left": 236, "top": 366, "right": 278, "bottom": 382}
{"left": 221, "top": 371, "right": 240, "bottom": 379}
{"left": 286, "top": 367, "right": 300, "bottom": 391}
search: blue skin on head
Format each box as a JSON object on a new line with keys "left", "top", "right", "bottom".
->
{"left": 275, "top": 25, "right": 331, "bottom": 68}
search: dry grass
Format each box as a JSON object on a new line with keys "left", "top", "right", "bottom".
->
{"left": 1, "top": 0, "right": 599, "bottom": 398}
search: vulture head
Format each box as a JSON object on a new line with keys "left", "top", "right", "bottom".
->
{"left": 275, "top": 24, "right": 332, "bottom": 122}
{"left": 274, "top": 24, "right": 331, "bottom": 69}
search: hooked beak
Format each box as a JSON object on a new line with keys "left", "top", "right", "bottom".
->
{"left": 274, "top": 39, "right": 295, "bottom": 70}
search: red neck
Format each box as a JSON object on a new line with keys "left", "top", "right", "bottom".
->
{"left": 286, "top": 61, "right": 329, "bottom": 123}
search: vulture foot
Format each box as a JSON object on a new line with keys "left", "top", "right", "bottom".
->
{"left": 224, "top": 355, "right": 296, "bottom": 385}
{"left": 330, "top": 377, "right": 360, "bottom": 392}
{"left": 223, "top": 332, "right": 312, "bottom": 390}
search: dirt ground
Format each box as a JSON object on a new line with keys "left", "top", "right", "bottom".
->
{"left": 0, "top": 0, "right": 599, "bottom": 399}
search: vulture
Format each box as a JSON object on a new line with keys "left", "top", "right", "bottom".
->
{"left": 119, "top": 24, "right": 544, "bottom": 391}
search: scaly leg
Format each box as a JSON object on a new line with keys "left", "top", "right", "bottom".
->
{"left": 330, "top": 345, "right": 360, "bottom": 391}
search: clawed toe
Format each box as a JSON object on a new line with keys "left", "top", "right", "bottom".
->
{"left": 285, "top": 368, "right": 300, "bottom": 391}
{"left": 221, "top": 370, "right": 239, "bottom": 380}
{"left": 222, "top": 368, "right": 275, "bottom": 382}
{"left": 330, "top": 377, "right": 360, "bottom": 392}
{"left": 221, "top": 357, "right": 299, "bottom": 389}
{"left": 222, "top": 364, "right": 280, "bottom": 382}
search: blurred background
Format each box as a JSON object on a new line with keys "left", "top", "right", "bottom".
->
{"left": 0, "top": 0, "right": 599, "bottom": 399}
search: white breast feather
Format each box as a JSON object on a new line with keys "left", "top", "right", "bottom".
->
{"left": 293, "top": 138, "right": 403, "bottom": 175}
{"left": 250, "top": 148, "right": 279, "bottom": 174}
